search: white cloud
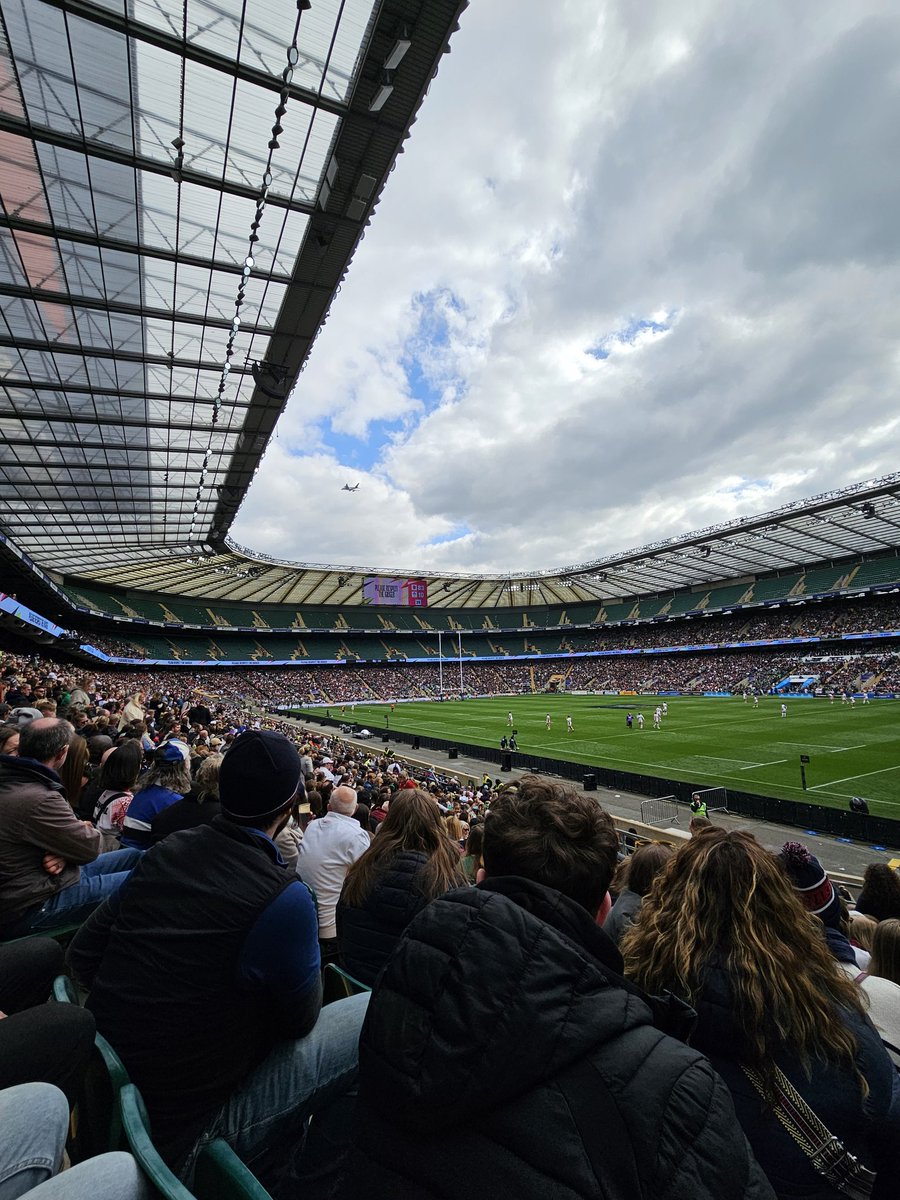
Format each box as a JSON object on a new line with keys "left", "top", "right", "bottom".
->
{"left": 233, "top": 0, "right": 900, "bottom": 573}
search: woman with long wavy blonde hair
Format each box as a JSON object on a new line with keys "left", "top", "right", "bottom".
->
{"left": 622, "top": 828, "right": 900, "bottom": 1199}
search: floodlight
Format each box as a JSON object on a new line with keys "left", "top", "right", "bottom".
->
{"left": 385, "top": 30, "right": 412, "bottom": 70}
{"left": 369, "top": 70, "right": 395, "bottom": 112}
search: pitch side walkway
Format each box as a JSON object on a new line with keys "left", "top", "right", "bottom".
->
{"left": 288, "top": 715, "right": 899, "bottom": 878}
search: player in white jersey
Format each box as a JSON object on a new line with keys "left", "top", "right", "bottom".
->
{"left": 546, "top": 714, "right": 552, "bottom": 730}
{"left": 653, "top": 708, "right": 661, "bottom": 729}
{"left": 862, "top": 692, "right": 871, "bottom": 705}
{"left": 566, "top": 715, "right": 574, "bottom": 732}
{"left": 850, "top": 695, "right": 856, "bottom": 706}
{"left": 781, "top": 703, "right": 787, "bottom": 718}
{"left": 636, "top": 713, "right": 645, "bottom": 730}
{"left": 753, "top": 694, "right": 759, "bottom": 707}
{"left": 507, "top": 711, "right": 514, "bottom": 726}
{"left": 662, "top": 702, "right": 668, "bottom": 716}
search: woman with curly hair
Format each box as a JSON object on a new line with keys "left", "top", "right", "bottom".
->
{"left": 338, "top": 788, "right": 466, "bottom": 985}
{"left": 622, "top": 828, "right": 900, "bottom": 1199}
{"left": 855, "top": 863, "right": 900, "bottom": 923}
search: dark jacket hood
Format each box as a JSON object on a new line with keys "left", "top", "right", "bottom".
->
{"left": 358, "top": 875, "right": 693, "bottom": 1129}
{"left": 0, "top": 754, "right": 63, "bottom": 791}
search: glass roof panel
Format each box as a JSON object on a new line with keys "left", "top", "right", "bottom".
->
{"left": 3, "top": 0, "right": 80, "bottom": 135}
{"left": 0, "top": 0, "right": 463, "bottom": 569}
{"left": 0, "top": 14, "right": 25, "bottom": 119}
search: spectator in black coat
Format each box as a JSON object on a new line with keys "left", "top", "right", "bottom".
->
{"left": 855, "top": 863, "right": 900, "bottom": 923}
{"left": 337, "top": 789, "right": 465, "bottom": 986}
{"left": 340, "top": 776, "right": 774, "bottom": 1200}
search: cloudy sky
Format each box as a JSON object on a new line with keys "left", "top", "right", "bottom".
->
{"left": 231, "top": 0, "right": 900, "bottom": 574}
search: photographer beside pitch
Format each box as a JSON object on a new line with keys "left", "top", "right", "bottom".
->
{"left": 341, "top": 775, "right": 773, "bottom": 1199}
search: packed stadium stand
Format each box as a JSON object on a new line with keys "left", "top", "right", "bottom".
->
{"left": 3, "top": 0, "right": 900, "bottom": 1196}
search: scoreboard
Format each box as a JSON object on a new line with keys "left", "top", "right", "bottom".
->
{"left": 361, "top": 577, "right": 428, "bottom": 607}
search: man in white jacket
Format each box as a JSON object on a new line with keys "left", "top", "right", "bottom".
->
{"left": 296, "top": 786, "right": 370, "bottom": 967}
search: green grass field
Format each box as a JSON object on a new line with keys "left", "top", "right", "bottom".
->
{"left": 291, "top": 695, "right": 900, "bottom": 819}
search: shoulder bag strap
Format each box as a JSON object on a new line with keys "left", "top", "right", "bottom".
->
{"left": 742, "top": 1064, "right": 875, "bottom": 1200}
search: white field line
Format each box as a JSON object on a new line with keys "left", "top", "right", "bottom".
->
{"left": 808, "top": 763, "right": 900, "bottom": 792}
{"left": 686, "top": 754, "right": 768, "bottom": 767}
{"left": 772, "top": 741, "right": 868, "bottom": 753}
{"left": 739, "top": 759, "right": 788, "bottom": 770}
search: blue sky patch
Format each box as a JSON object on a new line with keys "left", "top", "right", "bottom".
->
{"left": 317, "top": 288, "right": 471, "bottom": 474}
{"left": 588, "top": 312, "right": 675, "bottom": 359}
{"left": 427, "top": 524, "right": 472, "bottom": 546}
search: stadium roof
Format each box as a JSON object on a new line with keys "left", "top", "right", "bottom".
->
{"left": 0, "top": 0, "right": 467, "bottom": 567}
{"left": 27, "top": 472, "right": 900, "bottom": 609}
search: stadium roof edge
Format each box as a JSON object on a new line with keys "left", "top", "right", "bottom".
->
{"left": 17, "top": 473, "right": 900, "bottom": 610}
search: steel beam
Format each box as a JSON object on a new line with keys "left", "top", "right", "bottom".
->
{"left": 0, "top": 282, "right": 275, "bottom": 334}
{"left": 0, "top": 213, "right": 294, "bottom": 283}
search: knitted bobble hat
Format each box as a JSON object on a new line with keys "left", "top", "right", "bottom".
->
{"left": 779, "top": 841, "right": 841, "bottom": 929}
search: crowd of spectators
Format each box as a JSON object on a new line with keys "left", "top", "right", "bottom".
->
{"left": 3, "top": 643, "right": 900, "bottom": 728}
{"left": 2, "top": 639, "right": 900, "bottom": 1198}
{"left": 72, "top": 593, "right": 900, "bottom": 667}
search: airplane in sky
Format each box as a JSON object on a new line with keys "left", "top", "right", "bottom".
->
{"left": 341, "top": 483, "right": 360, "bottom": 492}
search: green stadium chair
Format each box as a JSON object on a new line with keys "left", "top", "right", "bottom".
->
{"left": 323, "top": 962, "right": 371, "bottom": 1003}
{"left": 5, "top": 922, "right": 84, "bottom": 948}
{"left": 119, "top": 1083, "right": 196, "bottom": 1200}
{"left": 51, "top": 973, "right": 79, "bottom": 1004}
{"left": 50, "top": 972, "right": 130, "bottom": 1158}
{"left": 63, "top": 1030, "right": 133, "bottom": 1160}
{"left": 193, "top": 1139, "right": 274, "bottom": 1200}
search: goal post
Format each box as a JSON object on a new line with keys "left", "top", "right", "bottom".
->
{"left": 690, "top": 786, "right": 729, "bottom": 815}
{"left": 640, "top": 796, "right": 679, "bottom": 827}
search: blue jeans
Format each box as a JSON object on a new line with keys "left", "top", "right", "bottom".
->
{"left": 0, "top": 1082, "right": 150, "bottom": 1200}
{"left": 1, "top": 849, "right": 142, "bottom": 939}
{"left": 182, "top": 992, "right": 369, "bottom": 1200}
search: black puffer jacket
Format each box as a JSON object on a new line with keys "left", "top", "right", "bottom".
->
{"left": 341, "top": 877, "right": 775, "bottom": 1200}
{"left": 337, "top": 850, "right": 433, "bottom": 986}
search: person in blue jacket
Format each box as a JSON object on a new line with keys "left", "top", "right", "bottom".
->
{"left": 119, "top": 739, "right": 191, "bottom": 848}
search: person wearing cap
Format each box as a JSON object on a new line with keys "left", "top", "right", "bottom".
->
{"left": 0, "top": 718, "right": 142, "bottom": 940}
{"left": 119, "top": 740, "right": 192, "bottom": 850}
{"left": 67, "top": 729, "right": 368, "bottom": 1198}
{"left": 296, "top": 785, "right": 371, "bottom": 968}
{"left": 778, "top": 841, "right": 865, "bottom": 969}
